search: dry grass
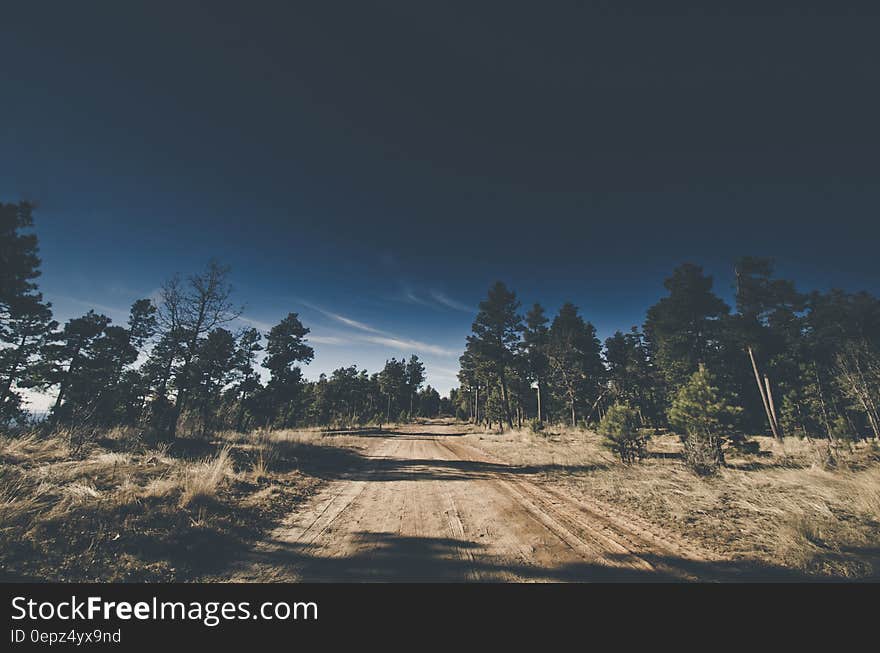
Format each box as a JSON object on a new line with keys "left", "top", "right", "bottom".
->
{"left": 179, "top": 446, "right": 233, "bottom": 507}
{"left": 0, "top": 426, "right": 367, "bottom": 581}
{"left": 466, "top": 427, "right": 880, "bottom": 579}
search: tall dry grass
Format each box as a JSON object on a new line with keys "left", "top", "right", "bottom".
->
{"left": 466, "top": 426, "right": 880, "bottom": 578}
{"left": 0, "top": 424, "right": 363, "bottom": 580}
{"left": 178, "top": 446, "right": 233, "bottom": 507}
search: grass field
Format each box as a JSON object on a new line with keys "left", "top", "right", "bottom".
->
{"left": 0, "top": 427, "right": 369, "bottom": 581}
{"left": 464, "top": 427, "right": 880, "bottom": 579}
{"left": 2, "top": 423, "right": 878, "bottom": 581}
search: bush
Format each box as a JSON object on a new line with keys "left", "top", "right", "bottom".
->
{"left": 528, "top": 418, "right": 545, "bottom": 434}
{"left": 668, "top": 364, "right": 743, "bottom": 475}
{"left": 598, "top": 402, "right": 647, "bottom": 464}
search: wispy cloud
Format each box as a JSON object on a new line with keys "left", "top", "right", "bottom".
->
{"left": 429, "top": 290, "right": 473, "bottom": 313}
{"left": 403, "top": 289, "right": 432, "bottom": 307}
{"left": 323, "top": 311, "right": 384, "bottom": 334}
{"left": 296, "top": 300, "right": 383, "bottom": 334}
{"left": 295, "top": 299, "right": 456, "bottom": 357}
{"left": 362, "top": 335, "right": 456, "bottom": 357}
{"left": 394, "top": 284, "right": 473, "bottom": 314}
{"left": 309, "top": 335, "right": 352, "bottom": 346}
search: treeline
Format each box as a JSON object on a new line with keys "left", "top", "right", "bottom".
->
{"left": 0, "top": 202, "right": 445, "bottom": 441}
{"left": 455, "top": 261, "right": 880, "bottom": 444}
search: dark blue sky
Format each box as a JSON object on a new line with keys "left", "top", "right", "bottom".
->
{"left": 3, "top": 2, "right": 880, "bottom": 400}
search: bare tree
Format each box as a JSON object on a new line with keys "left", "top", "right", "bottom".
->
{"left": 152, "top": 261, "right": 242, "bottom": 441}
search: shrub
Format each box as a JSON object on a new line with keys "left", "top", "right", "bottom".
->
{"left": 598, "top": 402, "right": 647, "bottom": 464}
{"left": 668, "top": 364, "right": 743, "bottom": 475}
{"left": 528, "top": 418, "right": 545, "bottom": 434}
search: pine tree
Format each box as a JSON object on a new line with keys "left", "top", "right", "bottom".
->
{"left": 668, "top": 364, "right": 743, "bottom": 474}
{"left": 467, "top": 282, "right": 523, "bottom": 429}
{"left": 0, "top": 295, "right": 57, "bottom": 422}
{"left": 378, "top": 358, "right": 406, "bottom": 422}
{"left": 0, "top": 202, "right": 42, "bottom": 323}
{"left": 43, "top": 310, "right": 111, "bottom": 424}
{"left": 522, "top": 303, "right": 550, "bottom": 422}
{"left": 598, "top": 402, "right": 646, "bottom": 463}
{"left": 547, "top": 302, "right": 604, "bottom": 427}
{"left": 263, "top": 313, "right": 314, "bottom": 427}
{"left": 604, "top": 327, "right": 659, "bottom": 425}
{"left": 405, "top": 354, "right": 425, "bottom": 418}
{"left": 644, "top": 264, "right": 729, "bottom": 392}
{"left": 0, "top": 202, "right": 56, "bottom": 424}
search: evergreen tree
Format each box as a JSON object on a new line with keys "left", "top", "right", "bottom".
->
{"left": 378, "top": 358, "right": 406, "bottom": 422}
{"left": 0, "top": 294, "right": 57, "bottom": 423}
{"left": 522, "top": 303, "right": 550, "bottom": 422}
{"left": 547, "top": 302, "right": 604, "bottom": 427}
{"left": 604, "top": 327, "right": 659, "bottom": 425}
{"left": 150, "top": 261, "right": 242, "bottom": 440}
{"left": 466, "top": 282, "right": 523, "bottom": 429}
{"left": 262, "top": 313, "right": 314, "bottom": 427}
{"left": 225, "top": 327, "right": 264, "bottom": 431}
{"left": 644, "top": 264, "right": 729, "bottom": 393}
{"left": 598, "top": 402, "right": 646, "bottom": 463}
{"left": 668, "top": 364, "right": 743, "bottom": 474}
{"left": 189, "top": 327, "right": 238, "bottom": 434}
{"left": 0, "top": 202, "right": 42, "bottom": 323}
{"left": 43, "top": 310, "right": 111, "bottom": 424}
{"left": 404, "top": 354, "right": 426, "bottom": 417}
{"left": 0, "top": 202, "right": 56, "bottom": 424}
{"left": 417, "top": 385, "right": 441, "bottom": 417}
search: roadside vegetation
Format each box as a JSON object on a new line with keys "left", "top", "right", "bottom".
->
{"left": 0, "top": 425, "right": 375, "bottom": 581}
{"left": 465, "top": 425, "right": 880, "bottom": 579}
{"left": 3, "top": 201, "right": 880, "bottom": 581}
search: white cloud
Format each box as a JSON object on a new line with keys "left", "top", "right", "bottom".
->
{"left": 429, "top": 290, "right": 473, "bottom": 313}
{"left": 296, "top": 299, "right": 457, "bottom": 358}
{"left": 395, "top": 284, "right": 473, "bottom": 314}
{"left": 324, "top": 311, "right": 384, "bottom": 334}
{"left": 309, "top": 335, "right": 351, "bottom": 346}
{"left": 362, "top": 335, "right": 456, "bottom": 357}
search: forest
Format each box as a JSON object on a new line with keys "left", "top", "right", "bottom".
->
{"left": 3, "top": 202, "right": 880, "bottom": 583}
{"left": 0, "top": 202, "right": 446, "bottom": 445}
{"left": 3, "top": 200, "right": 880, "bottom": 473}
{"left": 457, "top": 267, "right": 880, "bottom": 472}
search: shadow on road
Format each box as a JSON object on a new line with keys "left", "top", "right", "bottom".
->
{"left": 247, "top": 531, "right": 822, "bottom": 582}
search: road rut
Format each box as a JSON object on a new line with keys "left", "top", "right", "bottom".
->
{"left": 230, "top": 422, "right": 721, "bottom": 582}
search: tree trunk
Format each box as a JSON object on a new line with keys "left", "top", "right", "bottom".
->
{"left": 51, "top": 347, "right": 83, "bottom": 423}
{"left": 499, "top": 374, "right": 513, "bottom": 429}
{"left": 854, "top": 356, "right": 880, "bottom": 439}
{"left": 764, "top": 375, "right": 781, "bottom": 436}
{"left": 0, "top": 341, "right": 27, "bottom": 408}
{"left": 536, "top": 383, "right": 542, "bottom": 423}
{"left": 748, "top": 346, "right": 779, "bottom": 439}
{"left": 813, "top": 362, "right": 833, "bottom": 440}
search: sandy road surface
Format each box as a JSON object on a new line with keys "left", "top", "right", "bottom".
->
{"left": 229, "top": 421, "right": 724, "bottom": 582}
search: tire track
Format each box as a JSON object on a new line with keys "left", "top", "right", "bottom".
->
{"left": 438, "top": 439, "right": 712, "bottom": 580}
{"left": 230, "top": 422, "right": 725, "bottom": 582}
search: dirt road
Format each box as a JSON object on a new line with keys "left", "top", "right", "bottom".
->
{"left": 230, "top": 421, "right": 722, "bottom": 582}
